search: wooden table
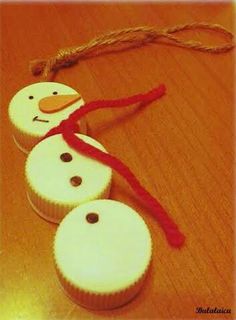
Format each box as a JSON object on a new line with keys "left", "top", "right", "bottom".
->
{"left": 1, "top": 2, "right": 234, "bottom": 320}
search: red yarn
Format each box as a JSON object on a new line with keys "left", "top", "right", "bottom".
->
{"left": 43, "top": 85, "right": 185, "bottom": 248}
{"left": 44, "top": 85, "right": 166, "bottom": 138}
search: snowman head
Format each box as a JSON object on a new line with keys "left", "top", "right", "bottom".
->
{"left": 9, "top": 82, "right": 86, "bottom": 153}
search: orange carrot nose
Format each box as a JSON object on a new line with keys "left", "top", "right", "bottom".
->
{"left": 39, "top": 94, "right": 81, "bottom": 113}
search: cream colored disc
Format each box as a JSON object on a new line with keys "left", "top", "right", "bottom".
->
{"left": 9, "top": 82, "right": 86, "bottom": 153}
{"left": 25, "top": 134, "right": 112, "bottom": 223}
{"left": 54, "top": 199, "right": 152, "bottom": 309}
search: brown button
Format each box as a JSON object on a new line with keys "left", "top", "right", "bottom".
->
{"left": 70, "top": 176, "right": 82, "bottom": 187}
{"left": 86, "top": 213, "right": 99, "bottom": 224}
{"left": 60, "top": 153, "right": 72, "bottom": 162}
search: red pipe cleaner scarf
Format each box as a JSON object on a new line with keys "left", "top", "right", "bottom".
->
{"left": 43, "top": 84, "right": 185, "bottom": 248}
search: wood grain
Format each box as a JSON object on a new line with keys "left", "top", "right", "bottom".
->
{"left": 0, "top": 2, "right": 234, "bottom": 320}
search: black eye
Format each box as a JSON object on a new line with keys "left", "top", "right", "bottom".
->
{"left": 60, "top": 153, "right": 72, "bottom": 162}
{"left": 29, "top": 96, "right": 34, "bottom": 99}
{"left": 53, "top": 91, "right": 58, "bottom": 95}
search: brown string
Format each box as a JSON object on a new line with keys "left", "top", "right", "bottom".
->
{"left": 30, "top": 22, "right": 234, "bottom": 81}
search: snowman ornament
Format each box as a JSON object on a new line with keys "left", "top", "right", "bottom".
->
{"left": 9, "top": 80, "right": 184, "bottom": 310}
{"left": 9, "top": 82, "right": 86, "bottom": 153}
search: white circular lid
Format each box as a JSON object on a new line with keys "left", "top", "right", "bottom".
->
{"left": 54, "top": 199, "right": 152, "bottom": 294}
{"left": 9, "top": 82, "right": 84, "bottom": 137}
{"left": 25, "top": 134, "right": 112, "bottom": 206}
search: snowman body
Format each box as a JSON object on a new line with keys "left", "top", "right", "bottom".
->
{"left": 25, "top": 134, "right": 112, "bottom": 223}
{"left": 54, "top": 199, "right": 152, "bottom": 309}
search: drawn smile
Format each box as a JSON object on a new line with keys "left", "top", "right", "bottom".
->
{"left": 33, "top": 116, "right": 49, "bottom": 123}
